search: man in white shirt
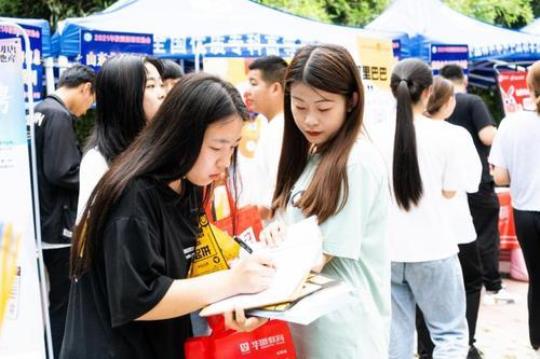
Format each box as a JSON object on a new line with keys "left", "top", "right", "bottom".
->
{"left": 441, "top": 65, "right": 516, "bottom": 306}
{"left": 244, "top": 56, "right": 287, "bottom": 219}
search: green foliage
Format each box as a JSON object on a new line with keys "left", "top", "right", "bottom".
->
{"left": 324, "top": 0, "right": 390, "bottom": 26}
{"left": 256, "top": 0, "right": 331, "bottom": 22}
{"left": 74, "top": 109, "right": 96, "bottom": 148}
{"left": 444, "top": 0, "right": 534, "bottom": 29}
{"left": 0, "top": 0, "right": 112, "bottom": 29}
{"left": 255, "top": 0, "right": 389, "bottom": 26}
{"left": 256, "top": 0, "right": 536, "bottom": 29}
{"left": 532, "top": 0, "right": 540, "bottom": 18}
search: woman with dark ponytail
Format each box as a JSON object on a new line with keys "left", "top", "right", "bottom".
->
{"left": 372, "top": 59, "right": 468, "bottom": 358}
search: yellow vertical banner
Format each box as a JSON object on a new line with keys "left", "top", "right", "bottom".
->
{"left": 356, "top": 36, "right": 394, "bottom": 89}
{"left": 356, "top": 36, "right": 397, "bottom": 131}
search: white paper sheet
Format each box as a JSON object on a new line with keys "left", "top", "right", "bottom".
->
{"left": 200, "top": 217, "right": 323, "bottom": 317}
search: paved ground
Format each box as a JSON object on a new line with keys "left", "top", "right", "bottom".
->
{"left": 475, "top": 279, "right": 536, "bottom": 359}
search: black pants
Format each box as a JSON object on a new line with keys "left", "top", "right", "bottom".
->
{"left": 43, "top": 247, "right": 71, "bottom": 359}
{"left": 513, "top": 209, "right": 540, "bottom": 349}
{"left": 417, "top": 241, "right": 483, "bottom": 357}
{"left": 469, "top": 193, "right": 502, "bottom": 292}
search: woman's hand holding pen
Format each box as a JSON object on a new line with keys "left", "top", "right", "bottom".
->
{"left": 229, "top": 252, "right": 276, "bottom": 294}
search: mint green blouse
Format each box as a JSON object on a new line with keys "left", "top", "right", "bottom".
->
{"left": 282, "top": 138, "right": 391, "bottom": 358}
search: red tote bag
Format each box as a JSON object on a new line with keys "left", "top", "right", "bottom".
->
{"left": 206, "top": 182, "right": 263, "bottom": 242}
{"left": 184, "top": 320, "right": 296, "bottom": 359}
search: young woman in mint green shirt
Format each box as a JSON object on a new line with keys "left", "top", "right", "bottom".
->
{"left": 262, "top": 44, "right": 391, "bottom": 358}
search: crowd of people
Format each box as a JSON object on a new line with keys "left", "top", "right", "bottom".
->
{"left": 32, "top": 44, "right": 540, "bottom": 359}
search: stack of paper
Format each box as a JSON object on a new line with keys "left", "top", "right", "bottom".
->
{"left": 200, "top": 217, "right": 323, "bottom": 317}
{"left": 247, "top": 282, "right": 359, "bottom": 325}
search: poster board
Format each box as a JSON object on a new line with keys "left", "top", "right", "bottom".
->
{"left": 0, "top": 37, "right": 46, "bottom": 359}
{"left": 356, "top": 36, "right": 396, "bottom": 131}
{"left": 497, "top": 70, "right": 534, "bottom": 115}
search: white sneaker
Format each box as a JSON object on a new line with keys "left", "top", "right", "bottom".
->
{"left": 483, "top": 288, "right": 517, "bottom": 305}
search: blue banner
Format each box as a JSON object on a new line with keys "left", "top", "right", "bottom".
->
{"left": 0, "top": 23, "right": 43, "bottom": 101}
{"left": 80, "top": 30, "right": 153, "bottom": 70}
{"left": 153, "top": 33, "right": 303, "bottom": 59}
{"left": 430, "top": 44, "right": 469, "bottom": 75}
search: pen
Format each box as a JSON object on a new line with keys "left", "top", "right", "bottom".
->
{"left": 233, "top": 236, "right": 253, "bottom": 254}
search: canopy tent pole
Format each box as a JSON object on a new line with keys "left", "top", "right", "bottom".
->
{"left": 44, "top": 57, "right": 55, "bottom": 95}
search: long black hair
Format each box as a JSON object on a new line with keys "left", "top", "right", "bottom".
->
{"left": 390, "top": 58, "right": 433, "bottom": 211}
{"left": 272, "top": 44, "right": 364, "bottom": 223}
{"left": 71, "top": 73, "right": 248, "bottom": 277}
{"left": 85, "top": 55, "right": 164, "bottom": 163}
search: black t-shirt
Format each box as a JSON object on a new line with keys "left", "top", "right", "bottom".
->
{"left": 447, "top": 93, "right": 495, "bottom": 187}
{"left": 61, "top": 178, "right": 199, "bottom": 359}
{"left": 34, "top": 95, "right": 81, "bottom": 243}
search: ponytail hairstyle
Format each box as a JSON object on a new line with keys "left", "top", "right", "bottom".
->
{"left": 526, "top": 60, "right": 540, "bottom": 114}
{"left": 425, "top": 77, "right": 454, "bottom": 117}
{"left": 272, "top": 44, "right": 364, "bottom": 223}
{"left": 390, "top": 59, "right": 433, "bottom": 211}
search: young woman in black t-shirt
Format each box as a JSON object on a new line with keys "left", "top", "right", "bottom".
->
{"left": 60, "top": 73, "right": 276, "bottom": 359}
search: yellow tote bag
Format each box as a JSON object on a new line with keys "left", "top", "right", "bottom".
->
{"left": 188, "top": 214, "right": 240, "bottom": 278}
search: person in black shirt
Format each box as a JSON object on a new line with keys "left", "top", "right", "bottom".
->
{"left": 60, "top": 73, "right": 276, "bottom": 359}
{"left": 441, "top": 65, "right": 514, "bottom": 358}
{"left": 33, "top": 64, "right": 95, "bottom": 358}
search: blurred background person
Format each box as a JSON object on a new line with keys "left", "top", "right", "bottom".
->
{"left": 372, "top": 59, "right": 469, "bottom": 358}
{"left": 416, "top": 77, "right": 483, "bottom": 359}
{"left": 441, "top": 65, "right": 515, "bottom": 305}
{"left": 161, "top": 59, "right": 184, "bottom": 93}
{"left": 77, "top": 55, "right": 165, "bottom": 222}
{"left": 243, "top": 55, "right": 287, "bottom": 218}
{"left": 489, "top": 60, "right": 540, "bottom": 355}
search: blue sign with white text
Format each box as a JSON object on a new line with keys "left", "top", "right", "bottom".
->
{"left": 0, "top": 23, "right": 43, "bottom": 101}
{"left": 80, "top": 30, "right": 153, "bottom": 70}
{"left": 430, "top": 44, "right": 469, "bottom": 75}
{"left": 153, "top": 33, "right": 303, "bottom": 58}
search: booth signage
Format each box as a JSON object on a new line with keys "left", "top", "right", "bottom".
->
{"left": 430, "top": 44, "right": 469, "bottom": 75}
{"left": 497, "top": 70, "right": 534, "bottom": 115}
{"left": 80, "top": 30, "right": 153, "bottom": 69}
{"left": 155, "top": 33, "right": 302, "bottom": 58}
{"left": 0, "top": 23, "right": 43, "bottom": 101}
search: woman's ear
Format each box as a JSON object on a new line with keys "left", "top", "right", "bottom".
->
{"left": 347, "top": 92, "right": 359, "bottom": 112}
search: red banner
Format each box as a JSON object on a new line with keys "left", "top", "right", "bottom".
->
{"left": 497, "top": 71, "right": 533, "bottom": 115}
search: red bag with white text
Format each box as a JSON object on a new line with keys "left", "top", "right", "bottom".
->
{"left": 184, "top": 319, "right": 296, "bottom": 359}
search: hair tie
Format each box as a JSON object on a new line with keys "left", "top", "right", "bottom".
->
{"left": 400, "top": 78, "right": 409, "bottom": 85}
